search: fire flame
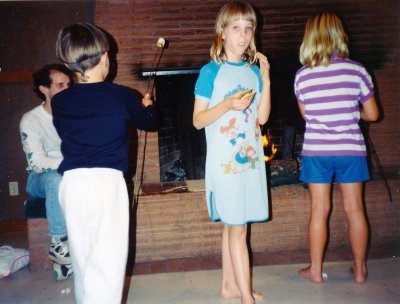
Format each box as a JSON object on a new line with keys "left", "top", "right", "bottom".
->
{"left": 262, "top": 135, "right": 277, "bottom": 162}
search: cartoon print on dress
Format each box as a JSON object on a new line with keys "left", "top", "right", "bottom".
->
{"left": 223, "top": 84, "right": 249, "bottom": 100}
{"left": 220, "top": 118, "right": 245, "bottom": 146}
{"left": 245, "top": 146, "right": 259, "bottom": 169}
{"left": 243, "top": 104, "right": 253, "bottom": 123}
{"left": 220, "top": 118, "right": 259, "bottom": 174}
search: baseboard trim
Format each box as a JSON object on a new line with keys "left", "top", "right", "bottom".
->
{"left": 0, "top": 220, "right": 27, "bottom": 233}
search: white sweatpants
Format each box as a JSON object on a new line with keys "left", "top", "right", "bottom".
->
{"left": 60, "top": 168, "right": 129, "bottom": 304}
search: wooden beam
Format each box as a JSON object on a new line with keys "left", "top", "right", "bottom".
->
{"left": 0, "top": 71, "right": 32, "bottom": 83}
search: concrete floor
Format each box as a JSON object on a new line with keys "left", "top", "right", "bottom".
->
{"left": 0, "top": 257, "right": 399, "bottom": 303}
{"left": 1, "top": 231, "right": 399, "bottom": 304}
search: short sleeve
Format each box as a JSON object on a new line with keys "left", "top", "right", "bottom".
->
{"left": 194, "top": 62, "right": 219, "bottom": 102}
{"left": 358, "top": 65, "right": 375, "bottom": 104}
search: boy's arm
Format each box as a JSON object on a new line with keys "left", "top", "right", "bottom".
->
{"left": 135, "top": 105, "right": 157, "bottom": 131}
{"left": 20, "top": 117, "right": 62, "bottom": 173}
{"left": 125, "top": 92, "right": 158, "bottom": 131}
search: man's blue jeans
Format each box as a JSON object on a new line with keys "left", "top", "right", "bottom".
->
{"left": 26, "top": 170, "right": 67, "bottom": 238}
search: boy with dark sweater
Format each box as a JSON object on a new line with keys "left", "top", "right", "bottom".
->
{"left": 52, "top": 23, "right": 156, "bottom": 304}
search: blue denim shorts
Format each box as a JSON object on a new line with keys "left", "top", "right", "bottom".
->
{"left": 300, "top": 156, "right": 370, "bottom": 183}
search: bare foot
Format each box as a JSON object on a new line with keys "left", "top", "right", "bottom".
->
{"left": 298, "top": 266, "right": 323, "bottom": 283}
{"left": 221, "top": 288, "right": 264, "bottom": 301}
{"left": 252, "top": 290, "right": 264, "bottom": 300}
{"left": 221, "top": 285, "right": 240, "bottom": 299}
{"left": 350, "top": 265, "right": 368, "bottom": 284}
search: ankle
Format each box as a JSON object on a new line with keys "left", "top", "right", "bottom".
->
{"left": 309, "top": 265, "right": 322, "bottom": 276}
{"left": 51, "top": 236, "right": 68, "bottom": 243}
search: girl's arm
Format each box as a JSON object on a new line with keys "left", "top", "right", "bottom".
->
{"left": 193, "top": 91, "right": 253, "bottom": 130}
{"left": 298, "top": 103, "right": 305, "bottom": 119}
{"left": 360, "top": 96, "right": 379, "bottom": 121}
{"left": 254, "top": 52, "right": 271, "bottom": 125}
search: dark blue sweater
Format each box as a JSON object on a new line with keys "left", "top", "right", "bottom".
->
{"left": 52, "top": 81, "right": 157, "bottom": 174}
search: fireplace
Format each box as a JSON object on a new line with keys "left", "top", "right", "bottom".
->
{"left": 140, "top": 61, "right": 305, "bottom": 185}
{"left": 141, "top": 68, "right": 206, "bottom": 182}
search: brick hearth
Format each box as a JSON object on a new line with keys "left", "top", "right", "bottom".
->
{"left": 133, "top": 180, "right": 399, "bottom": 263}
{"left": 27, "top": 179, "right": 399, "bottom": 271}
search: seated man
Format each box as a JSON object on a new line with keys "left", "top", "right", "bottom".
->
{"left": 20, "top": 64, "right": 73, "bottom": 280}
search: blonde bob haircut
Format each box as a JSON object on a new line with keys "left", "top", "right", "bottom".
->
{"left": 56, "top": 23, "right": 109, "bottom": 81}
{"left": 210, "top": 1, "right": 257, "bottom": 64}
{"left": 299, "top": 12, "right": 349, "bottom": 68}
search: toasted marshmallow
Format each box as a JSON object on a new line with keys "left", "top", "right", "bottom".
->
{"left": 157, "top": 37, "right": 166, "bottom": 48}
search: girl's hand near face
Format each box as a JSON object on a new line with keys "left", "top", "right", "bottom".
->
{"left": 252, "top": 52, "right": 271, "bottom": 125}
{"left": 252, "top": 52, "right": 270, "bottom": 85}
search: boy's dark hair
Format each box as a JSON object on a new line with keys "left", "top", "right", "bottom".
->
{"left": 32, "top": 64, "right": 73, "bottom": 100}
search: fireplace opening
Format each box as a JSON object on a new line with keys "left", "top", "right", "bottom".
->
{"left": 152, "top": 68, "right": 206, "bottom": 182}
{"left": 141, "top": 58, "right": 306, "bottom": 184}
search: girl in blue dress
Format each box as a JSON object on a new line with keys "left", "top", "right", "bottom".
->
{"left": 193, "top": 2, "right": 271, "bottom": 303}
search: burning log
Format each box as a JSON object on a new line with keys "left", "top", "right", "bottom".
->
{"left": 269, "top": 159, "right": 299, "bottom": 177}
{"left": 262, "top": 133, "right": 300, "bottom": 186}
{"left": 267, "top": 159, "right": 301, "bottom": 187}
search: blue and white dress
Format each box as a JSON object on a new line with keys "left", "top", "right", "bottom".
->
{"left": 195, "top": 60, "right": 269, "bottom": 226}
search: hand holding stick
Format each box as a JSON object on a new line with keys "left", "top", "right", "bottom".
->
{"left": 142, "top": 93, "right": 153, "bottom": 107}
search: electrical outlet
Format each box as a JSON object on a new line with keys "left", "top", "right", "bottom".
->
{"left": 9, "top": 181, "right": 19, "bottom": 196}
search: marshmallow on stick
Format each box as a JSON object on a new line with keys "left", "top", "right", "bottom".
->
{"left": 146, "top": 38, "right": 166, "bottom": 95}
{"left": 157, "top": 37, "right": 165, "bottom": 48}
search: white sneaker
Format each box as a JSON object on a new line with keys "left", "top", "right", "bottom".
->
{"left": 52, "top": 263, "right": 73, "bottom": 281}
{"left": 49, "top": 237, "right": 71, "bottom": 265}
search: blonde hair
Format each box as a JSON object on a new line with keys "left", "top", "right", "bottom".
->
{"left": 56, "top": 23, "right": 109, "bottom": 82}
{"left": 210, "top": 1, "right": 257, "bottom": 64}
{"left": 299, "top": 12, "right": 349, "bottom": 68}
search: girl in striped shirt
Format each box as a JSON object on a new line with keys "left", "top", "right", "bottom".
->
{"left": 294, "top": 12, "right": 379, "bottom": 284}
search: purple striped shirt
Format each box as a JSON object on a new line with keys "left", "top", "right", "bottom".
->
{"left": 294, "top": 55, "right": 374, "bottom": 156}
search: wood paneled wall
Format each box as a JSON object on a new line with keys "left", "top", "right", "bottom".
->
{"left": 0, "top": 1, "right": 94, "bottom": 223}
